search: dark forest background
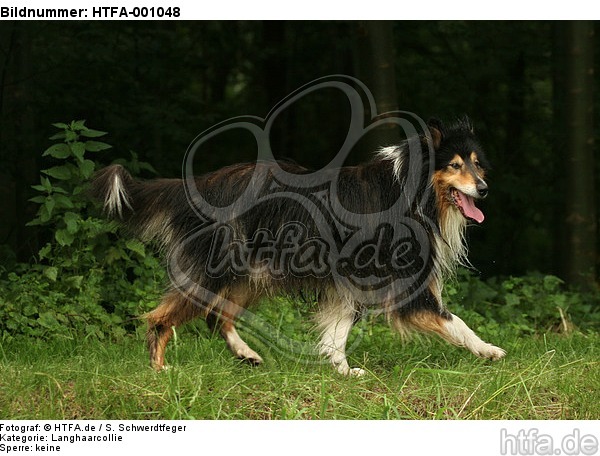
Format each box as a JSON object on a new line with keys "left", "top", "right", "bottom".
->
{"left": 0, "top": 21, "right": 597, "bottom": 287}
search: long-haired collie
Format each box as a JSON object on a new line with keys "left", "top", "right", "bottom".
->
{"left": 91, "top": 117, "right": 505, "bottom": 375}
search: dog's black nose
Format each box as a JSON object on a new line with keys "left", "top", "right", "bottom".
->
{"left": 477, "top": 183, "right": 488, "bottom": 198}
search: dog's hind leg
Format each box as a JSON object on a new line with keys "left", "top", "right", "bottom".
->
{"left": 145, "top": 291, "right": 203, "bottom": 371}
{"left": 316, "top": 291, "right": 364, "bottom": 376}
{"left": 206, "top": 284, "right": 263, "bottom": 365}
{"left": 401, "top": 311, "right": 506, "bottom": 360}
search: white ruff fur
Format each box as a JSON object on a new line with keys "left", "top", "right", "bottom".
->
{"left": 436, "top": 207, "right": 469, "bottom": 277}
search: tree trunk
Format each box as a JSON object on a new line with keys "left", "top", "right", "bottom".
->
{"left": 353, "top": 21, "right": 400, "bottom": 160}
{"left": 563, "top": 21, "right": 596, "bottom": 288}
{"left": 0, "top": 23, "right": 39, "bottom": 260}
{"left": 261, "top": 21, "right": 290, "bottom": 160}
{"left": 553, "top": 22, "right": 568, "bottom": 278}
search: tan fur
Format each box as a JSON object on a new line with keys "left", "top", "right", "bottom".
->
{"left": 393, "top": 304, "right": 505, "bottom": 361}
{"left": 145, "top": 291, "right": 203, "bottom": 370}
{"left": 400, "top": 310, "right": 449, "bottom": 334}
{"left": 145, "top": 283, "right": 259, "bottom": 371}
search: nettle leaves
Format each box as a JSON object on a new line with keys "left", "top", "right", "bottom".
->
{"left": 1, "top": 121, "right": 163, "bottom": 340}
{"left": 27, "top": 121, "right": 112, "bottom": 238}
{"left": 43, "top": 120, "right": 111, "bottom": 182}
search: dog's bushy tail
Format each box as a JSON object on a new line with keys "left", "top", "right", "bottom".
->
{"left": 90, "top": 164, "right": 136, "bottom": 220}
{"left": 90, "top": 165, "right": 186, "bottom": 249}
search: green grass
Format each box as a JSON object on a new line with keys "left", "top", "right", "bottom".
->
{"left": 1, "top": 304, "right": 598, "bottom": 420}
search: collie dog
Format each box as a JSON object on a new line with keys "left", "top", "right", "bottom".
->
{"left": 91, "top": 117, "right": 505, "bottom": 375}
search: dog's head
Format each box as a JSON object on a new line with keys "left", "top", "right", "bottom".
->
{"left": 428, "top": 117, "right": 490, "bottom": 223}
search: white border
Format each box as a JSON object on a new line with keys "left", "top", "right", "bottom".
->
{"left": 1, "top": 420, "right": 599, "bottom": 456}
{"left": 2, "top": 0, "right": 600, "bottom": 20}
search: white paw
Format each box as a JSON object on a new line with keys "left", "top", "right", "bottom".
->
{"left": 234, "top": 346, "right": 264, "bottom": 365}
{"left": 335, "top": 363, "right": 366, "bottom": 377}
{"left": 349, "top": 367, "right": 366, "bottom": 377}
{"left": 476, "top": 344, "right": 506, "bottom": 361}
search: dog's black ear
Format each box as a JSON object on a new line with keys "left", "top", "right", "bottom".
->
{"left": 426, "top": 118, "right": 445, "bottom": 150}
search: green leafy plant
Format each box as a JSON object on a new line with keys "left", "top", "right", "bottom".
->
{"left": 445, "top": 269, "right": 600, "bottom": 336}
{"left": 0, "top": 121, "right": 164, "bottom": 340}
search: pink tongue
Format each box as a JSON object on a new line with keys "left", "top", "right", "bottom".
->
{"left": 458, "top": 191, "right": 485, "bottom": 223}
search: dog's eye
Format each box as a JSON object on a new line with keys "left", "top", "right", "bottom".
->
{"left": 449, "top": 163, "right": 461, "bottom": 170}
